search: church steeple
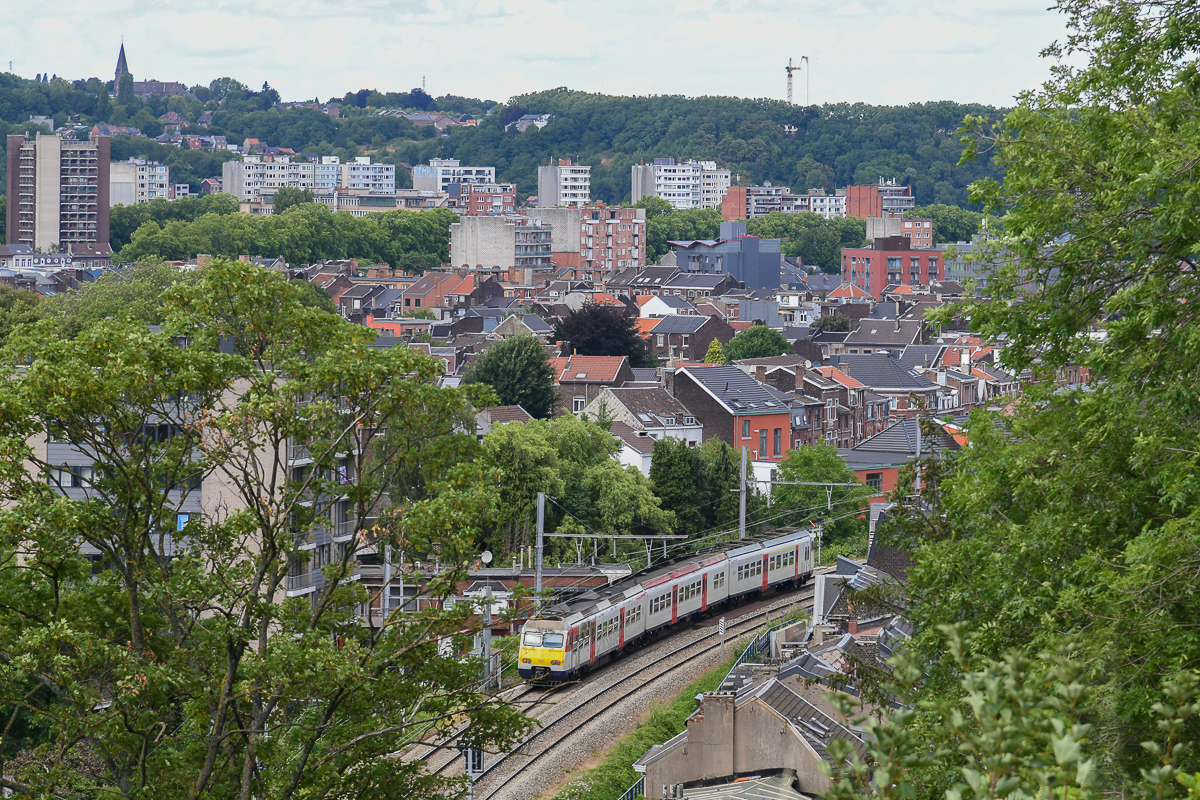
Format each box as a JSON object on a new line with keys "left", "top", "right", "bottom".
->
{"left": 115, "top": 43, "right": 129, "bottom": 85}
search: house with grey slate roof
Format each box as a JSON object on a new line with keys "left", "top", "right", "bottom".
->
{"left": 827, "top": 353, "right": 941, "bottom": 416}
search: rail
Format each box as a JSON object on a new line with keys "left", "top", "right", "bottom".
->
{"left": 616, "top": 776, "right": 645, "bottom": 800}
{"left": 475, "top": 587, "right": 814, "bottom": 799}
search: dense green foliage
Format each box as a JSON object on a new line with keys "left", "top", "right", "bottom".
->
{"left": 35, "top": 260, "right": 202, "bottom": 339}
{"left": 553, "top": 303, "right": 654, "bottom": 367}
{"left": 110, "top": 192, "right": 239, "bottom": 250}
{"left": 841, "top": 2, "right": 1200, "bottom": 797}
{"left": 0, "top": 288, "right": 40, "bottom": 350}
{"left": 770, "top": 443, "right": 870, "bottom": 544}
{"left": 116, "top": 203, "right": 456, "bottom": 266}
{"left": 905, "top": 203, "right": 983, "bottom": 245}
{"left": 272, "top": 186, "right": 315, "bottom": 214}
{"left": 812, "top": 311, "right": 852, "bottom": 332}
{"left": 703, "top": 338, "right": 727, "bottom": 364}
{"left": 724, "top": 325, "right": 792, "bottom": 360}
{"left": 477, "top": 415, "right": 673, "bottom": 564}
{"left": 649, "top": 437, "right": 747, "bottom": 539}
{"left": 0, "top": 259, "right": 531, "bottom": 798}
{"left": 745, "top": 212, "right": 866, "bottom": 271}
{"left": 462, "top": 334, "right": 557, "bottom": 419}
{"left": 0, "top": 68, "right": 1002, "bottom": 208}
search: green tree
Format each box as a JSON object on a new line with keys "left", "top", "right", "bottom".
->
{"left": 703, "top": 337, "right": 727, "bottom": 364}
{"left": 906, "top": 203, "right": 981, "bottom": 244}
{"left": 811, "top": 311, "right": 851, "bottom": 332}
{"left": 696, "top": 438, "right": 743, "bottom": 530}
{"left": 0, "top": 287, "right": 41, "bottom": 349}
{"left": 771, "top": 443, "right": 870, "bottom": 547}
{"left": 273, "top": 186, "right": 316, "bottom": 214}
{"left": 116, "top": 73, "right": 134, "bottom": 105}
{"left": 649, "top": 437, "right": 704, "bottom": 533}
{"left": 553, "top": 302, "right": 653, "bottom": 367}
{"left": 463, "top": 334, "right": 557, "bottom": 419}
{"left": 289, "top": 278, "right": 336, "bottom": 314}
{"left": 633, "top": 195, "right": 673, "bottom": 219}
{"left": 723, "top": 325, "right": 791, "bottom": 360}
{"left": 0, "top": 259, "right": 531, "bottom": 799}
{"left": 36, "top": 260, "right": 202, "bottom": 339}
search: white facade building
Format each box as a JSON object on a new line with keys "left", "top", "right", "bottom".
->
{"left": 537, "top": 159, "right": 591, "bottom": 207}
{"left": 110, "top": 159, "right": 170, "bottom": 206}
{"left": 806, "top": 192, "right": 847, "bottom": 219}
{"left": 631, "top": 158, "right": 731, "bottom": 210}
{"left": 412, "top": 158, "right": 496, "bottom": 192}
{"left": 313, "top": 156, "right": 396, "bottom": 194}
{"left": 222, "top": 156, "right": 316, "bottom": 202}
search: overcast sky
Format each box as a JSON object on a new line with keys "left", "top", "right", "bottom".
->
{"left": 6, "top": 0, "right": 1069, "bottom": 107}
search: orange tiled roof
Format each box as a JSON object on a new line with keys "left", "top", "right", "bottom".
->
{"left": 818, "top": 366, "right": 865, "bottom": 389}
{"left": 828, "top": 282, "right": 871, "bottom": 299}
{"left": 634, "top": 318, "right": 661, "bottom": 338}
{"left": 555, "top": 355, "right": 628, "bottom": 383}
{"left": 729, "top": 321, "right": 754, "bottom": 333}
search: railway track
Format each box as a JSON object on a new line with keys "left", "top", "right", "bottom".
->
{"left": 471, "top": 585, "right": 816, "bottom": 799}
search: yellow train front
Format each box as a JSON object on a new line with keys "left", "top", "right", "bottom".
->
{"left": 517, "top": 620, "right": 569, "bottom": 683}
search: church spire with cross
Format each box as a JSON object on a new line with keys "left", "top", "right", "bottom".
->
{"left": 114, "top": 42, "right": 129, "bottom": 85}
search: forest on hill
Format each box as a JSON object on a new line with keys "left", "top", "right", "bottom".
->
{"left": 0, "top": 70, "right": 1004, "bottom": 207}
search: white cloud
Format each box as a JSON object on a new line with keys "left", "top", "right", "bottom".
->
{"left": 0, "top": 0, "right": 1069, "bottom": 106}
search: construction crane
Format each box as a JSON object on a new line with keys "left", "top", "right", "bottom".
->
{"left": 785, "top": 56, "right": 811, "bottom": 106}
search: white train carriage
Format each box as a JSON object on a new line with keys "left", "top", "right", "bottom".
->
{"left": 518, "top": 528, "right": 816, "bottom": 683}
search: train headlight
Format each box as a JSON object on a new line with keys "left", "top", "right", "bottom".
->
{"left": 520, "top": 657, "right": 531, "bottom": 664}
{"left": 551, "top": 659, "right": 562, "bottom": 666}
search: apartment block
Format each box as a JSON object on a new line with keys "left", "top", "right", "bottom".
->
{"left": 412, "top": 158, "right": 496, "bottom": 192}
{"left": 110, "top": 158, "right": 170, "bottom": 206}
{"left": 449, "top": 215, "right": 554, "bottom": 271}
{"left": 841, "top": 236, "right": 945, "bottom": 299}
{"left": 222, "top": 155, "right": 316, "bottom": 202}
{"left": 6, "top": 132, "right": 111, "bottom": 251}
{"left": 453, "top": 182, "right": 517, "bottom": 216}
{"left": 721, "top": 184, "right": 848, "bottom": 221}
{"left": 531, "top": 205, "right": 646, "bottom": 276}
{"left": 631, "top": 158, "right": 731, "bottom": 210}
{"left": 313, "top": 156, "right": 394, "bottom": 193}
{"left": 537, "top": 158, "right": 591, "bottom": 207}
{"left": 846, "top": 179, "right": 915, "bottom": 218}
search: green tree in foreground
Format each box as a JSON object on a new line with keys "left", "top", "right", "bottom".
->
{"left": 703, "top": 337, "right": 727, "bottom": 364}
{"left": 0, "top": 259, "right": 530, "bottom": 798}
{"left": 649, "top": 437, "right": 705, "bottom": 533}
{"left": 724, "top": 325, "right": 791, "bottom": 361}
{"left": 463, "top": 333, "right": 557, "bottom": 419}
{"left": 0, "top": 287, "right": 41, "bottom": 349}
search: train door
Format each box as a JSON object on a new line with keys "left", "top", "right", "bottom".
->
{"left": 619, "top": 607, "right": 625, "bottom": 648}
{"left": 589, "top": 620, "right": 596, "bottom": 664}
{"left": 794, "top": 545, "right": 800, "bottom": 581}
{"left": 762, "top": 554, "right": 769, "bottom": 590}
{"left": 702, "top": 574, "right": 708, "bottom": 612}
{"left": 671, "top": 585, "right": 679, "bottom": 624}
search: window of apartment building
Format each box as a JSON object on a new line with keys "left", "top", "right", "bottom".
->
{"left": 684, "top": 416, "right": 697, "bottom": 426}
{"left": 177, "top": 513, "right": 192, "bottom": 531}
{"left": 773, "top": 428, "right": 782, "bottom": 457}
{"left": 826, "top": 399, "right": 837, "bottom": 421}
{"left": 759, "top": 428, "right": 767, "bottom": 456}
{"left": 681, "top": 335, "right": 689, "bottom": 347}
{"left": 572, "top": 396, "right": 586, "bottom": 413}
{"left": 742, "top": 419, "right": 751, "bottom": 438}
{"left": 657, "top": 334, "right": 665, "bottom": 347}
{"left": 866, "top": 473, "right": 883, "bottom": 492}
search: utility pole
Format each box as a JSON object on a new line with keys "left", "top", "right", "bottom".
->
{"left": 482, "top": 584, "right": 493, "bottom": 692}
{"left": 802, "top": 55, "right": 810, "bottom": 106}
{"left": 535, "top": 491, "right": 545, "bottom": 609}
{"left": 739, "top": 445, "right": 748, "bottom": 539}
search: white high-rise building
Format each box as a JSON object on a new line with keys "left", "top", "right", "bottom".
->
{"left": 314, "top": 157, "right": 396, "bottom": 194}
{"left": 412, "top": 158, "right": 496, "bottom": 192}
{"left": 222, "top": 156, "right": 316, "bottom": 202}
{"left": 110, "top": 159, "right": 170, "bottom": 206}
{"left": 630, "top": 158, "right": 730, "bottom": 210}
{"left": 537, "top": 158, "right": 591, "bottom": 207}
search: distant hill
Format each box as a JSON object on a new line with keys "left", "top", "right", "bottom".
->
{"left": 0, "top": 73, "right": 1004, "bottom": 208}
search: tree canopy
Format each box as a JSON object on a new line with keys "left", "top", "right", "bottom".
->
{"left": 905, "top": 203, "right": 982, "bottom": 245}
{"left": 462, "top": 334, "right": 557, "bottom": 419}
{"left": 553, "top": 303, "right": 653, "bottom": 367}
{"left": 723, "top": 325, "right": 792, "bottom": 360}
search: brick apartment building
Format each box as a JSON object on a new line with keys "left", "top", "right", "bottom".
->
{"left": 840, "top": 237, "right": 945, "bottom": 299}
{"left": 454, "top": 182, "right": 517, "bottom": 216}
{"left": 7, "top": 133, "right": 111, "bottom": 251}
{"left": 846, "top": 179, "right": 915, "bottom": 219}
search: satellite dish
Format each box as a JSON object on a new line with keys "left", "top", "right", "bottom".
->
{"left": 480, "top": 550, "right": 493, "bottom": 565}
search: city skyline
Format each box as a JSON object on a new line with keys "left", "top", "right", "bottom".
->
{"left": 8, "top": 0, "right": 1070, "bottom": 107}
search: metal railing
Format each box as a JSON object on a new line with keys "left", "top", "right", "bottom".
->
{"left": 616, "top": 777, "right": 645, "bottom": 800}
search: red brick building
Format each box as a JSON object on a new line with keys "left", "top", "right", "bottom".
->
{"left": 670, "top": 365, "right": 795, "bottom": 461}
{"left": 457, "top": 183, "right": 517, "bottom": 216}
{"left": 840, "top": 237, "right": 945, "bottom": 300}
{"left": 846, "top": 180, "right": 915, "bottom": 219}
{"left": 582, "top": 205, "right": 646, "bottom": 273}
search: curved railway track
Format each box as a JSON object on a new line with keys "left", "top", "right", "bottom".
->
{"left": 469, "top": 584, "right": 816, "bottom": 798}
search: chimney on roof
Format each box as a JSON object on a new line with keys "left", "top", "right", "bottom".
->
{"left": 756, "top": 366, "right": 766, "bottom": 383}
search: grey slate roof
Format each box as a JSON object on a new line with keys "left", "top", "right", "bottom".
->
{"left": 679, "top": 364, "right": 796, "bottom": 415}
{"left": 649, "top": 314, "right": 709, "bottom": 334}
{"left": 630, "top": 367, "right": 660, "bottom": 383}
{"left": 843, "top": 319, "right": 924, "bottom": 347}
{"left": 609, "top": 421, "right": 655, "bottom": 454}
{"left": 652, "top": 295, "right": 696, "bottom": 309}
{"left": 520, "top": 314, "right": 554, "bottom": 333}
{"left": 754, "top": 679, "right": 868, "bottom": 763}
{"left": 604, "top": 387, "right": 694, "bottom": 425}
{"left": 829, "top": 354, "right": 938, "bottom": 391}
{"left": 898, "top": 344, "right": 946, "bottom": 369}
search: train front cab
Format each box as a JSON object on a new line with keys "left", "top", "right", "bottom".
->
{"left": 518, "top": 624, "right": 568, "bottom": 683}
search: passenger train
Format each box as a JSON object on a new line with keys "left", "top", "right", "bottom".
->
{"left": 517, "top": 528, "right": 814, "bottom": 683}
